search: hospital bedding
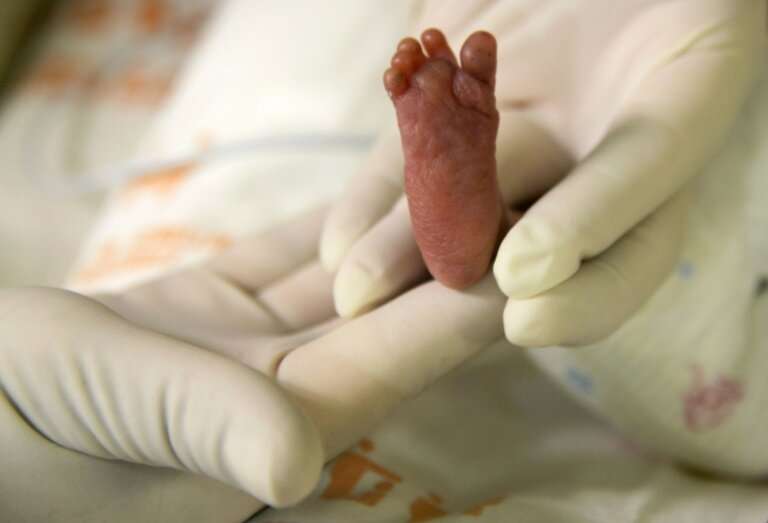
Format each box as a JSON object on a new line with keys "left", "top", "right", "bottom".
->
{"left": 0, "top": 0, "right": 213, "bottom": 286}
{"left": 1, "top": 1, "right": 767, "bottom": 521}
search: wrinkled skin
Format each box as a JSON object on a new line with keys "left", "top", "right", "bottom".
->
{"left": 385, "top": 29, "right": 504, "bottom": 289}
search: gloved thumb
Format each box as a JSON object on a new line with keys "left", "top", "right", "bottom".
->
{"left": 0, "top": 287, "right": 323, "bottom": 507}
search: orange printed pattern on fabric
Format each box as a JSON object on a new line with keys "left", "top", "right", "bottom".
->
{"left": 136, "top": 0, "right": 170, "bottom": 33}
{"left": 110, "top": 65, "right": 174, "bottom": 106}
{"left": 409, "top": 494, "right": 506, "bottom": 522}
{"left": 23, "top": 56, "right": 174, "bottom": 107}
{"left": 68, "top": 0, "right": 113, "bottom": 32}
{"left": 409, "top": 493, "right": 447, "bottom": 522}
{"left": 21, "top": 0, "right": 212, "bottom": 107}
{"left": 463, "top": 496, "right": 505, "bottom": 516}
{"left": 318, "top": 438, "right": 507, "bottom": 520}
{"left": 73, "top": 227, "right": 231, "bottom": 283}
{"left": 24, "top": 56, "right": 82, "bottom": 91}
{"left": 120, "top": 161, "right": 196, "bottom": 200}
{"left": 322, "top": 438, "right": 402, "bottom": 507}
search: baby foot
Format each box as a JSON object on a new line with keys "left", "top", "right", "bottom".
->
{"left": 384, "top": 28, "right": 503, "bottom": 289}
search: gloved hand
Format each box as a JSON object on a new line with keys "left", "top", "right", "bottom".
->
{"left": 320, "top": 0, "right": 765, "bottom": 346}
{"left": 0, "top": 211, "right": 330, "bottom": 522}
{"left": 0, "top": 287, "right": 323, "bottom": 523}
{"left": 1, "top": 207, "right": 507, "bottom": 523}
{"left": 91, "top": 206, "right": 507, "bottom": 460}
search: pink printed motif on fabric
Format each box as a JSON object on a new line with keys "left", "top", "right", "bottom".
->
{"left": 683, "top": 365, "right": 744, "bottom": 432}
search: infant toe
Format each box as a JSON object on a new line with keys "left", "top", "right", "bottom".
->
{"left": 421, "top": 28, "right": 458, "bottom": 66}
{"left": 383, "top": 67, "right": 408, "bottom": 98}
{"left": 391, "top": 49, "right": 424, "bottom": 76}
{"left": 460, "top": 31, "right": 496, "bottom": 87}
{"left": 397, "top": 37, "right": 422, "bottom": 54}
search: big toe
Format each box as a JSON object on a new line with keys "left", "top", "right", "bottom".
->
{"left": 460, "top": 31, "right": 496, "bottom": 87}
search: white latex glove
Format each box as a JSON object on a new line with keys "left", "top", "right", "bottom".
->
{"left": 1, "top": 206, "right": 507, "bottom": 522}
{"left": 0, "top": 287, "right": 323, "bottom": 522}
{"left": 320, "top": 0, "right": 765, "bottom": 346}
{"left": 0, "top": 212, "right": 333, "bottom": 522}
{"left": 92, "top": 206, "right": 506, "bottom": 461}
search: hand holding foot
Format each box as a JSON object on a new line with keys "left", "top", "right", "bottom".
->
{"left": 324, "top": 2, "right": 761, "bottom": 348}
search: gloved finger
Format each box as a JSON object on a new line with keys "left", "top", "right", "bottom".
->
{"left": 1, "top": 391, "right": 260, "bottom": 523}
{"left": 495, "top": 109, "right": 572, "bottom": 207}
{"left": 221, "top": 317, "right": 345, "bottom": 377}
{"left": 257, "top": 261, "right": 337, "bottom": 330}
{"left": 277, "top": 274, "right": 506, "bottom": 457}
{"left": 110, "top": 275, "right": 344, "bottom": 376}
{"left": 495, "top": 5, "right": 762, "bottom": 299}
{"left": 0, "top": 288, "right": 323, "bottom": 507}
{"left": 208, "top": 205, "right": 327, "bottom": 292}
{"left": 320, "top": 127, "right": 404, "bottom": 271}
{"left": 331, "top": 112, "right": 568, "bottom": 317}
{"left": 106, "top": 236, "right": 335, "bottom": 341}
{"left": 96, "top": 262, "right": 340, "bottom": 374}
{"left": 503, "top": 189, "right": 689, "bottom": 347}
{"left": 95, "top": 266, "right": 289, "bottom": 338}
{"left": 333, "top": 197, "right": 426, "bottom": 317}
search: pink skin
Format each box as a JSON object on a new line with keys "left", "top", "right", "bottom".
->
{"left": 384, "top": 28, "right": 505, "bottom": 289}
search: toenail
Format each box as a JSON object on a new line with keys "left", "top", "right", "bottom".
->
{"left": 464, "top": 32, "right": 496, "bottom": 53}
{"left": 398, "top": 37, "right": 420, "bottom": 53}
{"left": 470, "top": 30, "right": 495, "bottom": 43}
{"left": 383, "top": 68, "right": 407, "bottom": 96}
{"left": 392, "top": 51, "right": 418, "bottom": 73}
{"left": 421, "top": 28, "right": 445, "bottom": 45}
{"left": 462, "top": 46, "right": 493, "bottom": 64}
